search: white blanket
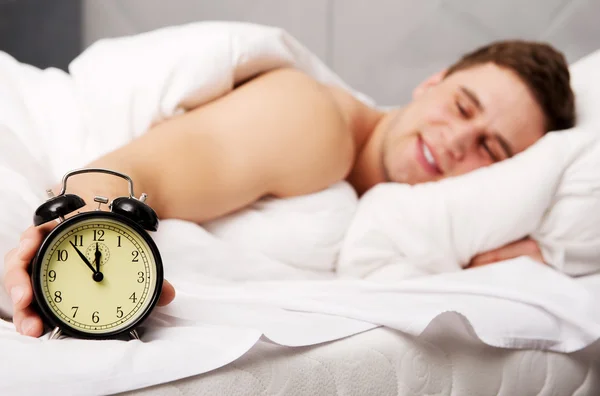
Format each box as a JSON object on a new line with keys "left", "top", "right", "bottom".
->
{"left": 1, "top": 21, "right": 599, "bottom": 395}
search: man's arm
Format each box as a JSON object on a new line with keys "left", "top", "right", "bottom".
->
{"left": 80, "top": 67, "right": 354, "bottom": 223}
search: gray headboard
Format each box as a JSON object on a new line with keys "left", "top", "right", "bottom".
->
{"left": 84, "top": 0, "right": 600, "bottom": 106}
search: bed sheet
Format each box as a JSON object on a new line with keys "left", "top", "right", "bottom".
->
{"left": 121, "top": 317, "right": 600, "bottom": 396}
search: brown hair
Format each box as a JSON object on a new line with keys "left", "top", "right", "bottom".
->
{"left": 445, "top": 40, "right": 576, "bottom": 132}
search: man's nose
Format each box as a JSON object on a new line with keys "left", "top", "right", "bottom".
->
{"left": 445, "top": 122, "right": 481, "bottom": 161}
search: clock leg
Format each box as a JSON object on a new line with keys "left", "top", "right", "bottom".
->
{"left": 129, "top": 329, "right": 140, "bottom": 340}
{"left": 49, "top": 327, "right": 62, "bottom": 340}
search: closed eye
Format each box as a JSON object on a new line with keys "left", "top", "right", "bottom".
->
{"left": 455, "top": 94, "right": 475, "bottom": 119}
{"left": 480, "top": 137, "right": 502, "bottom": 162}
{"left": 456, "top": 100, "right": 469, "bottom": 117}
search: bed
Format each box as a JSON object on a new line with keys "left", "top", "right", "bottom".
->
{"left": 1, "top": 1, "right": 600, "bottom": 395}
{"left": 83, "top": 2, "right": 600, "bottom": 395}
{"left": 122, "top": 325, "right": 600, "bottom": 396}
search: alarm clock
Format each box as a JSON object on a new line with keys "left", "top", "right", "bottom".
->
{"left": 29, "top": 168, "right": 163, "bottom": 340}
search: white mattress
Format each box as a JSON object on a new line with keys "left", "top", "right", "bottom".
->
{"left": 121, "top": 323, "right": 600, "bottom": 396}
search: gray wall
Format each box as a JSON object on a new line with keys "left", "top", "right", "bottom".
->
{"left": 0, "top": 0, "right": 81, "bottom": 71}
{"left": 82, "top": 0, "right": 600, "bottom": 106}
{"left": 0, "top": 1, "right": 599, "bottom": 106}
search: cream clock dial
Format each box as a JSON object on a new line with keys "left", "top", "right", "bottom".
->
{"left": 32, "top": 212, "right": 162, "bottom": 339}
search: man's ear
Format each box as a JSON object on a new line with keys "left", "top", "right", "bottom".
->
{"left": 413, "top": 69, "right": 448, "bottom": 99}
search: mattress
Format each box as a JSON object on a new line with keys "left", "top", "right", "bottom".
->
{"left": 120, "top": 323, "right": 600, "bottom": 396}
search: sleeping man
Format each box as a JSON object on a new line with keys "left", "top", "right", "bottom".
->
{"left": 3, "top": 39, "right": 575, "bottom": 337}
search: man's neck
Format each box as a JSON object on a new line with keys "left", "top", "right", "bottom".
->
{"left": 324, "top": 83, "right": 403, "bottom": 195}
{"left": 348, "top": 107, "right": 402, "bottom": 195}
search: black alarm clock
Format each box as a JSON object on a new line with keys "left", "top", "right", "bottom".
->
{"left": 29, "top": 168, "right": 163, "bottom": 340}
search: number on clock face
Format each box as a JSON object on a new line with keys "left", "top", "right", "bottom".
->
{"left": 39, "top": 217, "right": 158, "bottom": 334}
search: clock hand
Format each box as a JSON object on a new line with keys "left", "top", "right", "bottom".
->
{"left": 95, "top": 242, "right": 101, "bottom": 273}
{"left": 69, "top": 241, "right": 97, "bottom": 275}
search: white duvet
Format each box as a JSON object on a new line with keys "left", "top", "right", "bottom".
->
{"left": 1, "top": 21, "right": 600, "bottom": 395}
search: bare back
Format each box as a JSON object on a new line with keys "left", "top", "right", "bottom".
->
{"left": 85, "top": 68, "right": 365, "bottom": 224}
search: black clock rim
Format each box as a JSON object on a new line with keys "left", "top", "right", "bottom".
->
{"left": 30, "top": 211, "right": 164, "bottom": 340}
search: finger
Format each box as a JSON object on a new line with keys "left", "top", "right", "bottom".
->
{"left": 4, "top": 242, "right": 34, "bottom": 274}
{"left": 468, "top": 253, "right": 496, "bottom": 268}
{"left": 3, "top": 223, "right": 54, "bottom": 309}
{"left": 3, "top": 244, "right": 37, "bottom": 310}
{"left": 4, "top": 224, "right": 54, "bottom": 274}
{"left": 3, "top": 249, "right": 34, "bottom": 311}
{"left": 17, "top": 223, "right": 54, "bottom": 262}
{"left": 157, "top": 279, "right": 176, "bottom": 306}
{"left": 13, "top": 305, "right": 44, "bottom": 337}
{"left": 469, "top": 238, "right": 542, "bottom": 268}
{"left": 489, "top": 238, "right": 540, "bottom": 262}
{"left": 468, "top": 246, "right": 506, "bottom": 268}
{"left": 4, "top": 266, "right": 34, "bottom": 310}
{"left": 521, "top": 238, "right": 545, "bottom": 263}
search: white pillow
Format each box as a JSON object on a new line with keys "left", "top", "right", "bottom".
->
{"left": 338, "top": 49, "right": 600, "bottom": 279}
{"left": 532, "top": 49, "right": 600, "bottom": 275}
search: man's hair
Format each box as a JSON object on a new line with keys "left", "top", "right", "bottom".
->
{"left": 445, "top": 40, "right": 576, "bottom": 132}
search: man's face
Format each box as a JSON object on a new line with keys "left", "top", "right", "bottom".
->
{"left": 381, "top": 63, "right": 546, "bottom": 184}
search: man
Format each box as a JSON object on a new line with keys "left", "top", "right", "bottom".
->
{"left": 3, "top": 39, "right": 575, "bottom": 337}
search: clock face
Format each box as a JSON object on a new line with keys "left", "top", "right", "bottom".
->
{"left": 32, "top": 212, "right": 161, "bottom": 337}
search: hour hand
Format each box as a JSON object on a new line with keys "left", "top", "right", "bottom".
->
{"left": 69, "top": 241, "right": 97, "bottom": 274}
{"left": 95, "top": 242, "right": 101, "bottom": 273}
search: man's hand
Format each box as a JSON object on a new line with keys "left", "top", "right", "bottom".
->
{"left": 3, "top": 223, "right": 176, "bottom": 337}
{"left": 467, "top": 237, "right": 545, "bottom": 268}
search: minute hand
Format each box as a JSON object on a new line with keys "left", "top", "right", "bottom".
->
{"left": 69, "top": 241, "right": 97, "bottom": 274}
